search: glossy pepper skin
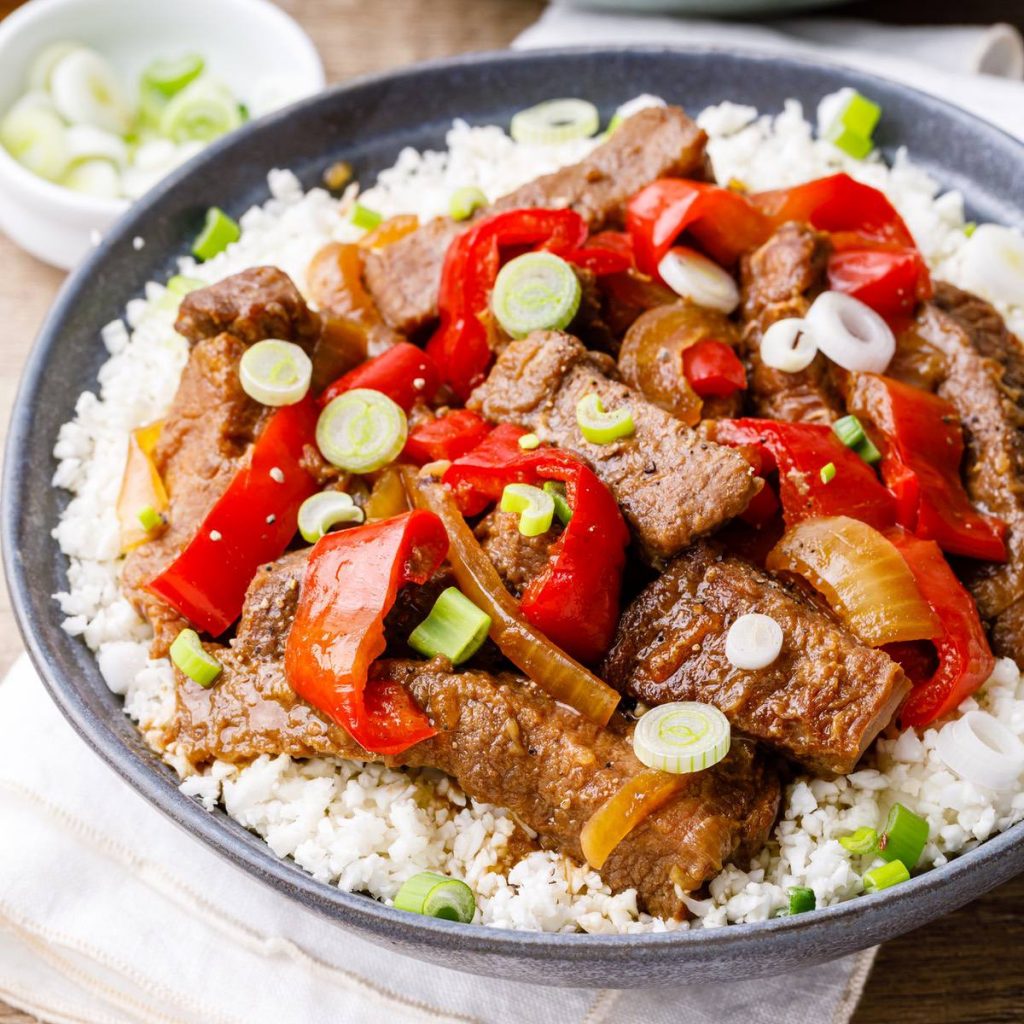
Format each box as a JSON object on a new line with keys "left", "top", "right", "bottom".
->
{"left": 682, "top": 339, "right": 747, "bottom": 398}
{"left": 319, "top": 341, "right": 440, "bottom": 412}
{"left": 443, "top": 424, "right": 629, "bottom": 665}
{"left": 285, "top": 510, "right": 449, "bottom": 755}
{"left": 403, "top": 409, "right": 492, "bottom": 466}
{"left": 148, "top": 396, "right": 321, "bottom": 636}
{"left": 887, "top": 529, "right": 996, "bottom": 728}
{"left": 847, "top": 374, "right": 1008, "bottom": 562}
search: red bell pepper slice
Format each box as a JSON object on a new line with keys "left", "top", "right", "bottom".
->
{"left": 847, "top": 375, "right": 1008, "bottom": 562}
{"left": 682, "top": 339, "right": 747, "bottom": 398}
{"left": 626, "top": 179, "right": 771, "bottom": 276}
{"left": 715, "top": 418, "right": 897, "bottom": 531}
{"left": 827, "top": 246, "right": 929, "bottom": 319}
{"left": 403, "top": 409, "right": 492, "bottom": 466}
{"left": 886, "top": 529, "right": 996, "bottom": 728}
{"left": 443, "top": 424, "right": 629, "bottom": 664}
{"left": 285, "top": 510, "right": 449, "bottom": 755}
{"left": 148, "top": 396, "right": 321, "bottom": 636}
{"left": 319, "top": 342, "right": 439, "bottom": 411}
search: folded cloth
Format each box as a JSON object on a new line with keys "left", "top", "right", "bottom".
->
{"left": 515, "top": 9, "right": 1024, "bottom": 139}
{"left": 0, "top": 655, "right": 875, "bottom": 1023}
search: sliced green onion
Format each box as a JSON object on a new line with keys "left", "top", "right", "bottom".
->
{"left": 839, "top": 826, "right": 879, "bottom": 856}
{"left": 160, "top": 77, "right": 242, "bottom": 144}
{"left": 632, "top": 701, "right": 731, "bottom": 774}
{"left": 517, "top": 433, "right": 540, "bottom": 451}
{"left": 239, "top": 339, "right": 312, "bottom": 407}
{"left": 543, "top": 481, "right": 572, "bottom": 526}
{"left": 787, "top": 886, "right": 816, "bottom": 915}
{"left": 62, "top": 157, "right": 120, "bottom": 198}
{"left": 137, "top": 505, "right": 164, "bottom": 532}
{"left": 500, "top": 483, "right": 555, "bottom": 538}
{"left": 0, "top": 100, "right": 70, "bottom": 181}
{"left": 28, "top": 42, "right": 83, "bottom": 91}
{"left": 50, "top": 48, "right": 132, "bottom": 135}
{"left": 855, "top": 435, "right": 882, "bottom": 465}
{"left": 820, "top": 89, "right": 882, "bottom": 160}
{"left": 449, "top": 185, "right": 487, "bottom": 222}
{"left": 820, "top": 461, "right": 836, "bottom": 484}
{"left": 510, "top": 98, "right": 600, "bottom": 145}
{"left": 167, "top": 275, "right": 205, "bottom": 296}
{"left": 605, "top": 112, "right": 624, "bottom": 136}
{"left": 878, "top": 803, "right": 929, "bottom": 869}
{"left": 393, "top": 871, "right": 476, "bottom": 923}
{"left": 827, "top": 125, "right": 873, "bottom": 160}
{"left": 491, "top": 252, "right": 581, "bottom": 339}
{"left": 832, "top": 414, "right": 882, "bottom": 465}
{"left": 964, "top": 222, "right": 977, "bottom": 238}
{"left": 170, "top": 628, "right": 222, "bottom": 687}
{"left": 863, "top": 859, "right": 910, "bottom": 893}
{"left": 142, "top": 53, "right": 205, "bottom": 98}
{"left": 408, "top": 587, "right": 492, "bottom": 666}
{"left": 576, "top": 392, "right": 635, "bottom": 445}
{"left": 192, "top": 206, "right": 240, "bottom": 261}
{"left": 297, "top": 490, "right": 364, "bottom": 544}
{"left": 316, "top": 388, "right": 408, "bottom": 473}
{"left": 351, "top": 202, "right": 383, "bottom": 231}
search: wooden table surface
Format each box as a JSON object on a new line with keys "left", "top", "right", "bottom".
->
{"left": 2, "top": 1, "right": 1023, "bottom": 1021}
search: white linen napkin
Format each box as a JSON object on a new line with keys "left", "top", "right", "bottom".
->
{"left": 0, "top": 655, "right": 875, "bottom": 1023}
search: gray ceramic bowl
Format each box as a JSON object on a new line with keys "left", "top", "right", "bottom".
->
{"left": 5, "top": 47, "right": 1024, "bottom": 988}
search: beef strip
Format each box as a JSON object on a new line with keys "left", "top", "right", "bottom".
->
{"left": 175, "top": 266, "right": 322, "bottom": 351}
{"left": 475, "top": 509, "right": 559, "bottom": 599}
{"left": 468, "top": 331, "right": 761, "bottom": 560}
{"left": 169, "top": 551, "right": 780, "bottom": 917}
{"left": 363, "top": 106, "right": 709, "bottom": 335}
{"left": 602, "top": 543, "right": 910, "bottom": 775}
{"left": 739, "top": 223, "right": 842, "bottom": 424}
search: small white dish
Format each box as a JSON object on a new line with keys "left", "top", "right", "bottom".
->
{"left": 0, "top": 0, "right": 325, "bottom": 269}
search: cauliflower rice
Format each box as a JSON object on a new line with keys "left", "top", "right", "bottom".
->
{"left": 52, "top": 95, "right": 1024, "bottom": 934}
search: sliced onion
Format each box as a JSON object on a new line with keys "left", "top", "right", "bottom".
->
{"left": 759, "top": 317, "right": 818, "bottom": 373}
{"left": 766, "top": 515, "right": 939, "bottom": 646}
{"left": 239, "top": 339, "right": 312, "bottom": 407}
{"left": 657, "top": 246, "right": 740, "bottom": 314}
{"left": 805, "top": 291, "right": 895, "bottom": 373}
{"left": 725, "top": 613, "right": 784, "bottom": 670}
{"left": 633, "top": 702, "right": 731, "bottom": 774}
{"left": 935, "top": 711, "right": 1024, "bottom": 792}
{"left": 960, "top": 225, "right": 1024, "bottom": 307}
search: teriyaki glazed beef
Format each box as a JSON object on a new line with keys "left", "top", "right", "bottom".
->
{"left": 52, "top": 92, "right": 1024, "bottom": 932}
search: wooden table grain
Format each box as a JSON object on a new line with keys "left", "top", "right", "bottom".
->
{"left": 2, "top": 1, "right": 1023, "bottom": 1021}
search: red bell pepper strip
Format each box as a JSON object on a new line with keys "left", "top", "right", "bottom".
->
{"left": 148, "top": 396, "right": 321, "bottom": 636}
{"left": 626, "top": 179, "right": 771, "bottom": 276}
{"left": 403, "top": 409, "right": 492, "bottom": 466}
{"left": 847, "top": 374, "right": 1008, "bottom": 562}
{"left": 443, "top": 424, "right": 629, "bottom": 664}
{"left": 886, "top": 529, "right": 996, "bottom": 728}
{"left": 827, "top": 246, "right": 929, "bottom": 319}
{"left": 715, "top": 418, "right": 897, "bottom": 531}
{"left": 319, "top": 342, "right": 439, "bottom": 411}
{"left": 285, "top": 510, "right": 449, "bottom": 755}
{"left": 682, "top": 339, "right": 747, "bottom": 398}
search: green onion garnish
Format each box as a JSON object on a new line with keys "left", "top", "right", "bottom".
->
{"left": 605, "top": 112, "right": 624, "bottom": 136}
{"left": 408, "top": 588, "right": 492, "bottom": 666}
{"left": 632, "top": 701, "right": 731, "bottom": 774}
{"left": 510, "top": 98, "right": 600, "bottom": 146}
{"left": 832, "top": 414, "right": 882, "bottom": 465}
{"left": 517, "top": 433, "right": 541, "bottom": 451}
{"left": 160, "top": 78, "right": 242, "bottom": 144}
{"left": 351, "top": 202, "right": 383, "bottom": 231}
{"left": 137, "top": 505, "right": 164, "bottom": 532}
{"left": 166, "top": 275, "right": 205, "bottom": 297}
{"left": 316, "top": 388, "right": 408, "bottom": 474}
{"left": 863, "top": 859, "right": 910, "bottom": 893}
{"left": 500, "top": 483, "right": 555, "bottom": 538}
{"left": 142, "top": 53, "right": 205, "bottom": 98}
{"left": 449, "top": 185, "right": 487, "bottom": 222}
{"left": 820, "top": 462, "right": 836, "bottom": 484}
{"left": 192, "top": 206, "right": 240, "bottom": 261}
{"left": 856, "top": 435, "right": 882, "bottom": 465}
{"left": 822, "top": 89, "right": 881, "bottom": 160}
{"left": 543, "top": 481, "right": 573, "bottom": 526}
{"left": 239, "top": 339, "right": 313, "bottom": 407}
{"left": 393, "top": 871, "right": 476, "bottom": 923}
{"left": 878, "top": 803, "right": 929, "bottom": 869}
{"left": 839, "top": 826, "right": 879, "bottom": 856}
{"left": 170, "top": 628, "right": 222, "bottom": 688}
{"left": 491, "top": 252, "right": 582, "bottom": 340}
{"left": 786, "top": 886, "right": 816, "bottom": 915}
{"left": 576, "top": 392, "right": 635, "bottom": 445}
{"left": 964, "top": 222, "right": 978, "bottom": 238}
{"left": 297, "top": 491, "right": 364, "bottom": 544}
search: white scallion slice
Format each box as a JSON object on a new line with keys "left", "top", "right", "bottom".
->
{"left": 28, "top": 41, "right": 83, "bottom": 91}
{"left": 170, "top": 628, "right": 222, "bottom": 688}
{"left": 66, "top": 124, "right": 129, "bottom": 168}
{"left": 50, "top": 48, "right": 133, "bottom": 135}
{"left": 297, "top": 490, "right": 364, "bottom": 544}
{"left": 725, "top": 613, "right": 784, "bottom": 670}
{"left": 499, "top": 483, "right": 555, "bottom": 538}
{"left": 510, "top": 98, "right": 600, "bottom": 145}
{"left": 316, "top": 388, "right": 408, "bottom": 473}
{"left": 805, "top": 290, "right": 895, "bottom": 374}
{"left": 935, "top": 710, "right": 1024, "bottom": 793}
{"left": 159, "top": 77, "right": 241, "bottom": 144}
{"left": 632, "top": 702, "right": 731, "bottom": 774}
{"left": 491, "top": 252, "right": 581, "bottom": 339}
{"left": 657, "top": 246, "right": 740, "bottom": 314}
{"left": 239, "top": 339, "right": 312, "bottom": 407}
{"left": 959, "top": 224, "right": 1024, "bottom": 307}
{"left": 62, "top": 157, "right": 121, "bottom": 198}
{"left": 0, "top": 100, "right": 69, "bottom": 181}
{"left": 759, "top": 317, "right": 818, "bottom": 373}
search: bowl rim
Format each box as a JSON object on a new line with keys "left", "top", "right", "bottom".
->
{"left": 6, "top": 42, "right": 1024, "bottom": 965}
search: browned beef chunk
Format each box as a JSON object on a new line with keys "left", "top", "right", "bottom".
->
{"left": 739, "top": 223, "right": 842, "bottom": 424}
{"left": 364, "top": 106, "right": 709, "bottom": 335}
{"left": 468, "top": 331, "right": 760, "bottom": 559}
{"left": 175, "top": 267, "right": 321, "bottom": 351}
{"left": 602, "top": 543, "right": 910, "bottom": 775}
{"left": 169, "top": 553, "right": 780, "bottom": 917}
{"left": 475, "top": 509, "right": 559, "bottom": 598}
{"left": 907, "top": 283, "right": 1024, "bottom": 655}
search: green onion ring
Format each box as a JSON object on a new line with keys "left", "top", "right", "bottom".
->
{"left": 449, "top": 185, "right": 487, "bottom": 222}
{"left": 491, "top": 251, "right": 581, "bottom": 339}
{"left": 510, "top": 98, "right": 600, "bottom": 145}
{"left": 499, "top": 483, "right": 555, "bottom": 538}
{"left": 632, "top": 701, "right": 731, "bottom": 774}
{"left": 575, "top": 392, "right": 635, "bottom": 445}
{"left": 239, "top": 339, "right": 312, "bottom": 407}
{"left": 393, "top": 871, "right": 476, "bottom": 923}
{"left": 170, "top": 628, "right": 222, "bottom": 688}
{"left": 297, "top": 491, "right": 364, "bottom": 544}
{"left": 315, "top": 388, "right": 408, "bottom": 473}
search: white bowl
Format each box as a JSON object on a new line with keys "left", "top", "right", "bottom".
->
{"left": 0, "top": 0, "right": 325, "bottom": 269}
